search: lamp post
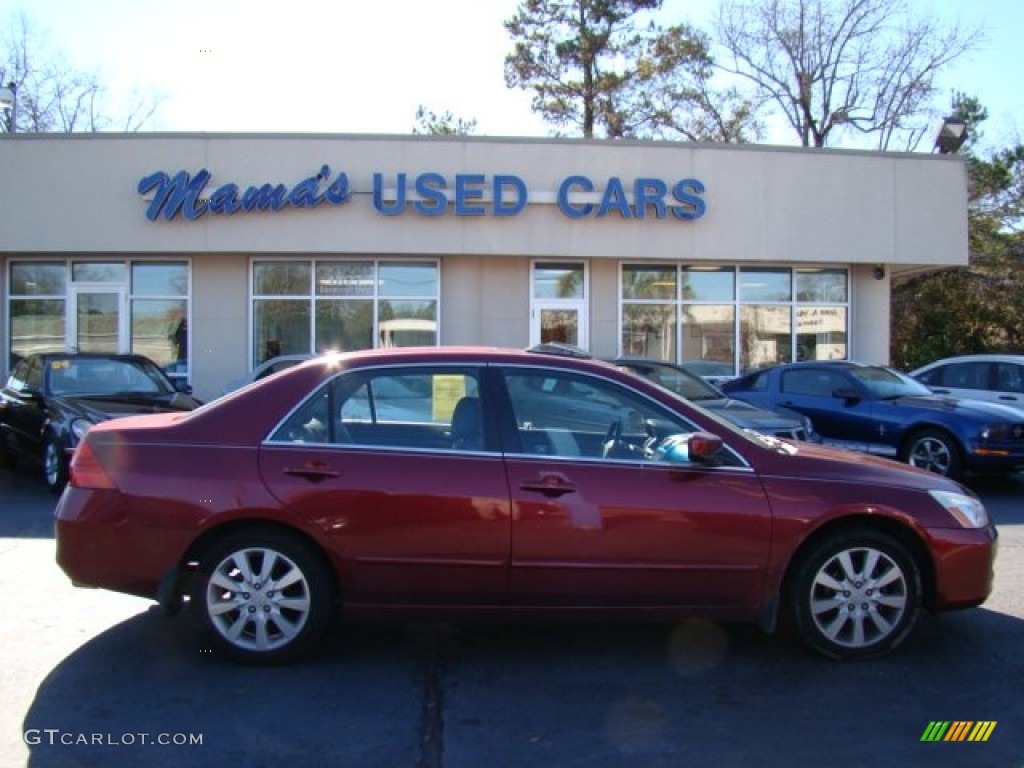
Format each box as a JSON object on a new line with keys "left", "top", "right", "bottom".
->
{"left": 933, "top": 116, "right": 968, "bottom": 155}
{"left": 0, "top": 81, "right": 17, "bottom": 133}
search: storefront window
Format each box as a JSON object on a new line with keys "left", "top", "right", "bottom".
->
{"left": 680, "top": 305, "right": 735, "bottom": 364}
{"left": 739, "top": 268, "right": 791, "bottom": 302}
{"left": 619, "top": 264, "right": 848, "bottom": 375}
{"left": 534, "top": 263, "right": 584, "bottom": 299}
{"left": 315, "top": 300, "right": 373, "bottom": 352}
{"left": 682, "top": 267, "right": 734, "bottom": 301}
{"left": 8, "top": 260, "right": 190, "bottom": 379}
{"left": 253, "top": 259, "right": 439, "bottom": 365}
{"left": 621, "top": 304, "right": 676, "bottom": 360}
{"left": 72, "top": 262, "right": 128, "bottom": 283}
{"left": 741, "top": 305, "right": 793, "bottom": 370}
{"left": 254, "top": 262, "right": 312, "bottom": 295}
{"left": 9, "top": 299, "right": 66, "bottom": 364}
{"left": 12, "top": 263, "right": 66, "bottom": 295}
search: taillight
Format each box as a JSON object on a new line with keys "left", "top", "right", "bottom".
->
{"left": 68, "top": 440, "right": 117, "bottom": 490}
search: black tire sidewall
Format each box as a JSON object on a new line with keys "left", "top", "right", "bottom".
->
{"left": 191, "top": 529, "right": 333, "bottom": 664}
{"left": 790, "top": 530, "right": 922, "bottom": 660}
{"left": 43, "top": 437, "right": 69, "bottom": 494}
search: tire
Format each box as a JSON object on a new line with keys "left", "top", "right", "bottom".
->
{"left": 43, "top": 436, "right": 69, "bottom": 494}
{"left": 901, "top": 428, "right": 963, "bottom": 479}
{"left": 191, "top": 529, "right": 334, "bottom": 664}
{"left": 790, "top": 529, "right": 921, "bottom": 660}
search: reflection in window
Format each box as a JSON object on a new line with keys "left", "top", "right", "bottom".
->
{"left": 132, "top": 263, "right": 188, "bottom": 296}
{"left": 621, "top": 303, "right": 676, "bottom": 360}
{"left": 796, "top": 269, "right": 847, "bottom": 302}
{"left": 739, "top": 268, "right": 791, "bottom": 302}
{"left": 9, "top": 299, "right": 66, "bottom": 363}
{"left": 11, "top": 263, "right": 66, "bottom": 295}
{"left": 682, "top": 267, "right": 734, "bottom": 301}
{"left": 796, "top": 307, "right": 847, "bottom": 361}
{"left": 534, "top": 262, "right": 585, "bottom": 299}
{"left": 132, "top": 299, "right": 188, "bottom": 368}
{"left": 741, "top": 305, "right": 793, "bottom": 371}
{"left": 254, "top": 262, "right": 312, "bottom": 296}
{"left": 619, "top": 265, "right": 849, "bottom": 375}
{"left": 252, "top": 259, "right": 440, "bottom": 365}
{"left": 316, "top": 300, "right": 373, "bottom": 352}
{"left": 681, "top": 305, "right": 734, "bottom": 364}
{"left": 254, "top": 299, "right": 311, "bottom": 363}
{"left": 72, "top": 262, "right": 127, "bottom": 284}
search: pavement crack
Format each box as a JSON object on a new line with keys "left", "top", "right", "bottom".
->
{"left": 412, "top": 624, "right": 454, "bottom": 768}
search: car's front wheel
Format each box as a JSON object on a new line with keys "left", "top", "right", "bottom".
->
{"left": 191, "top": 529, "right": 334, "bottom": 663}
{"left": 790, "top": 529, "right": 921, "bottom": 659}
{"left": 902, "top": 428, "right": 963, "bottom": 479}
{"left": 43, "top": 436, "right": 69, "bottom": 494}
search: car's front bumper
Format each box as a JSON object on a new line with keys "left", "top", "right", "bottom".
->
{"left": 927, "top": 523, "right": 998, "bottom": 610}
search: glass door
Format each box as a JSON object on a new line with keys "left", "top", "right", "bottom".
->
{"left": 70, "top": 287, "right": 127, "bottom": 353}
{"left": 529, "top": 261, "right": 588, "bottom": 350}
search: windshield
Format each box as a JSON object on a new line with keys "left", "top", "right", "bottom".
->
{"left": 618, "top": 363, "right": 723, "bottom": 401}
{"left": 848, "top": 366, "right": 932, "bottom": 399}
{"left": 47, "top": 357, "right": 174, "bottom": 397}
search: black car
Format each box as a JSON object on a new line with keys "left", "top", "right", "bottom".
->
{"left": 613, "top": 357, "right": 816, "bottom": 441}
{"left": 0, "top": 353, "right": 201, "bottom": 492}
{"left": 721, "top": 360, "right": 1024, "bottom": 479}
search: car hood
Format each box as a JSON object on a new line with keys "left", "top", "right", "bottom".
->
{"left": 59, "top": 393, "right": 199, "bottom": 422}
{"left": 770, "top": 439, "right": 961, "bottom": 492}
{"left": 888, "top": 394, "right": 1024, "bottom": 421}
{"left": 699, "top": 398, "right": 800, "bottom": 430}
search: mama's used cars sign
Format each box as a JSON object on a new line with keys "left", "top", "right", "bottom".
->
{"left": 138, "top": 166, "right": 706, "bottom": 222}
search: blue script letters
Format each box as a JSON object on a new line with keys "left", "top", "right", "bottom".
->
{"left": 138, "top": 166, "right": 352, "bottom": 221}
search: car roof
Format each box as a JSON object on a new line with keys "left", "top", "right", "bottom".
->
{"left": 301, "top": 346, "right": 622, "bottom": 371}
{"left": 914, "top": 354, "right": 1024, "bottom": 369}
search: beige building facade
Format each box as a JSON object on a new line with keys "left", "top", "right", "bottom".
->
{"left": 0, "top": 134, "right": 967, "bottom": 401}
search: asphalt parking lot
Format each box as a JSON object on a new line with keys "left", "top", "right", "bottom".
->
{"left": 2, "top": 464, "right": 1022, "bottom": 768}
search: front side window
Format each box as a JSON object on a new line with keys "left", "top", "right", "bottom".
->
{"left": 500, "top": 367, "right": 704, "bottom": 463}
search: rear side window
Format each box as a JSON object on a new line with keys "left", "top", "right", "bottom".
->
{"left": 270, "top": 366, "right": 489, "bottom": 452}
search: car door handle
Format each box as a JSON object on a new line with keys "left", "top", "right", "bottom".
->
{"left": 932, "top": 389, "right": 950, "bottom": 394}
{"left": 998, "top": 395, "right": 1018, "bottom": 401}
{"left": 283, "top": 464, "right": 341, "bottom": 482}
{"left": 520, "top": 478, "right": 577, "bottom": 498}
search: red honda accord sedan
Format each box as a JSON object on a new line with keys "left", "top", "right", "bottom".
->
{"left": 55, "top": 347, "right": 996, "bottom": 663}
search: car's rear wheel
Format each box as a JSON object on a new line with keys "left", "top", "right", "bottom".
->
{"left": 191, "top": 529, "right": 333, "bottom": 663}
{"left": 790, "top": 530, "right": 921, "bottom": 659}
{"left": 43, "top": 436, "right": 69, "bottom": 494}
{"left": 902, "top": 428, "right": 962, "bottom": 479}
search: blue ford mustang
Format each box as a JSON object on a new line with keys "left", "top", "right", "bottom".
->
{"left": 721, "top": 361, "right": 1024, "bottom": 479}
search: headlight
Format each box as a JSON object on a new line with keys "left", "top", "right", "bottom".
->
{"left": 980, "top": 424, "right": 1019, "bottom": 441}
{"left": 928, "top": 490, "right": 989, "bottom": 529}
{"left": 69, "top": 418, "right": 94, "bottom": 446}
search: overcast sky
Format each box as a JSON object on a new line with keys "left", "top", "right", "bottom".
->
{"left": 2, "top": 0, "right": 1020, "bottom": 148}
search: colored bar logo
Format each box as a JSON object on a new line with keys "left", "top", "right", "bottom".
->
{"left": 921, "top": 721, "right": 997, "bottom": 742}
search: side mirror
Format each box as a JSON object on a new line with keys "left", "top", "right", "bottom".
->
{"left": 688, "top": 432, "right": 724, "bottom": 463}
{"left": 652, "top": 431, "right": 724, "bottom": 464}
{"left": 173, "top": 381, "right": 193, "bottom": 395}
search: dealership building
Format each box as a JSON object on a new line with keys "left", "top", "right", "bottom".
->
{"left": 0, "top": 133, "right": 967, "bottom": 401}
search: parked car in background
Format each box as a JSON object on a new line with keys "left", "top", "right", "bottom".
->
{"left": 613, "top": 357, "right": 815, "bottom": 442}
{"left": 56, "top": 346, "right": 996, "bottom": 664}
{"left": 222, "top": 354, "right": 315, "bottom": 394}
{"left": 721, "top": 361, "right": 1024, "bottom": 480}
{"left": 680, "top": 360, "right": 736, "bottom": 386}
{"left": 911, "top": 354, "right": 1024, "bottom": 414}
{"left": 0, "top": 352, "right": 201, "bottom": 492}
